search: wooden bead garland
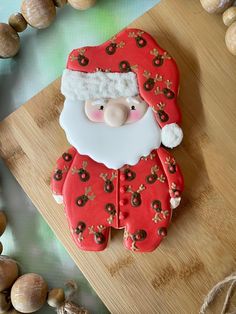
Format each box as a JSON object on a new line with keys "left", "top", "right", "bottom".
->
{"left": 21, "top": 0, "right": 56, "bottom": 29}
{"left": 0, "top": 0, "right": 97, "bottom": 58}
{"left": 0, "top": 24, "right": 20, "bottom": 59}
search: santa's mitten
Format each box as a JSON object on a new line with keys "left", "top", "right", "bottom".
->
{"left": 53, "top": 194, "right": 64, "bottom": 204}
{"left": 170, "top": 197, "right": 181, "bottom": 209}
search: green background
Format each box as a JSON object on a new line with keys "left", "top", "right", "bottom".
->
{"left": 0, "top": 1, "right": 159, "bottom": 313}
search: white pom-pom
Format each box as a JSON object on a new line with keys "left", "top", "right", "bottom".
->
{"left": 53, "top": 194, "right": 64, "bottom": 204}
{"left": 161, "top": 123, "right": 183, "bottom": 148}
{"left": 170, "top": 197, "right": 181, "bottom": 209}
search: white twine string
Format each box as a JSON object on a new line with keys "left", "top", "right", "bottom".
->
{"left": 200, "top": 273, "right": 236, "bottom": 314}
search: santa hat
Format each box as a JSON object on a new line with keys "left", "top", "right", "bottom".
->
{"left": 61, "top": 28, "right": 183, "bottom": 148}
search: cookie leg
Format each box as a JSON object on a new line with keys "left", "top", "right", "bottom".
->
{"left": 72, "top": 222, "right": 110, "bottom": 252}
{"left": 123, "top": 225, "right": 167, "bottom": 253}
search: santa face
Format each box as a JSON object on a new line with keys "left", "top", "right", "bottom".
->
{"left": 85, "top": 96, "right": 148, "bottom": 127}
{"left": 60, "top": 96, "right": 162, "bottom": 169}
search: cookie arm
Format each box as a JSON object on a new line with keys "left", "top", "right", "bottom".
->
{"left": 51, "top": 147, "right": 77, "bottom": 204}
{"left": 157, "top": 147, "right": 184, "bottom": 208}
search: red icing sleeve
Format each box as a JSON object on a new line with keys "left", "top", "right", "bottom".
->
{"left": 51, "top": 147, "right": 77, "bottom": 196}
{"left": 157, "top": 147, "right": 184, "bottom": 198}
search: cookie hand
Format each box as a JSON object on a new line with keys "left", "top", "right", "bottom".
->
{"left": 53, "top": 194, "right": 64, "bottom": 204}
{"left": 170, "top": 197, "right": 181, "bottom": 209}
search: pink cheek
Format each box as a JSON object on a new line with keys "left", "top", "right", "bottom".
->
{"left": 129, "top": 110, "right": 142, "bottom": 122}
{"left": 90, "top": 111, "right": 104, "bottom": 122}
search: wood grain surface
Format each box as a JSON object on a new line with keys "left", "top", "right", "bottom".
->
{"left": 1, "top": 0, "right": 236, "bottom": 313}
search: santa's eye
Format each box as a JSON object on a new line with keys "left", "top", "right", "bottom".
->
{"left": 131, "top": 105, "right": 136, "bottom": 110}
{"left": 99, "top": 105, "right": 104, "bottom": 110}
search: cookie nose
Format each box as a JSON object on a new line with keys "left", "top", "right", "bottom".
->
{"left": 104, "top": 103, "right": 128, "bottom": 127}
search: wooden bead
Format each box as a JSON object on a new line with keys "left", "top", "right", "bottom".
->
{"left": 0, "top": 291, "right": 11, "bottom": 314}
{"left": 200, "top": 0, "right": 234, "bottom": 13}
{"left": 47, "top": 288, "right": 65, "bottom": 308}
{"left": 11, "top": 273, "right": 48, "bottom": 313}
{"left": 0, "top": 243, "right": 3, "bottom": 255}
{"left": 0, "top": 256, "right": 19, "bottom": 292}
{"left": 225, "top": 21, "right": 236, "bottom": 55}
{"left": 223, "top": 6, "right": 236, "bottom": 26}
{"left": 53, "top": 0, "right": 67, "bottom": 7}
{"left": 68, "top": 0, "right": 96, "bottom": 10}
{"left": 8, "top": 13, "right": 27, "bottom": 33}
{"left": 21, "top": 0, "right": 56, "bottom": 29}
{"left": 0, "top": 212, "right": 7, "bottom": 236}
{"left": 0, "top": 24, "right": 20, "bottom": 59}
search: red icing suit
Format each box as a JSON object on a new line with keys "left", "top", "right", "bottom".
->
{"left": 51, "top": 147, "right": 183, "bottom": 252}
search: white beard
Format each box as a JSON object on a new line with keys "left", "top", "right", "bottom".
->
{"left": 60, "top": 99, "right": 162, "bottom": 169}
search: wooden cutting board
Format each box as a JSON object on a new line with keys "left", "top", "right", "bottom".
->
{"left": 1, "top": 0, "right": 236, "bottom": 313}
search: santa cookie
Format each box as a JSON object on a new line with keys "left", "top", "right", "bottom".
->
{"left": 51, "top": 28, "right": 184, "bottom": 252}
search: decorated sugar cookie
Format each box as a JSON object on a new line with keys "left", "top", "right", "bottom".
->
{"left": 51, "top": 28, "right": 184, "bottom": 252}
